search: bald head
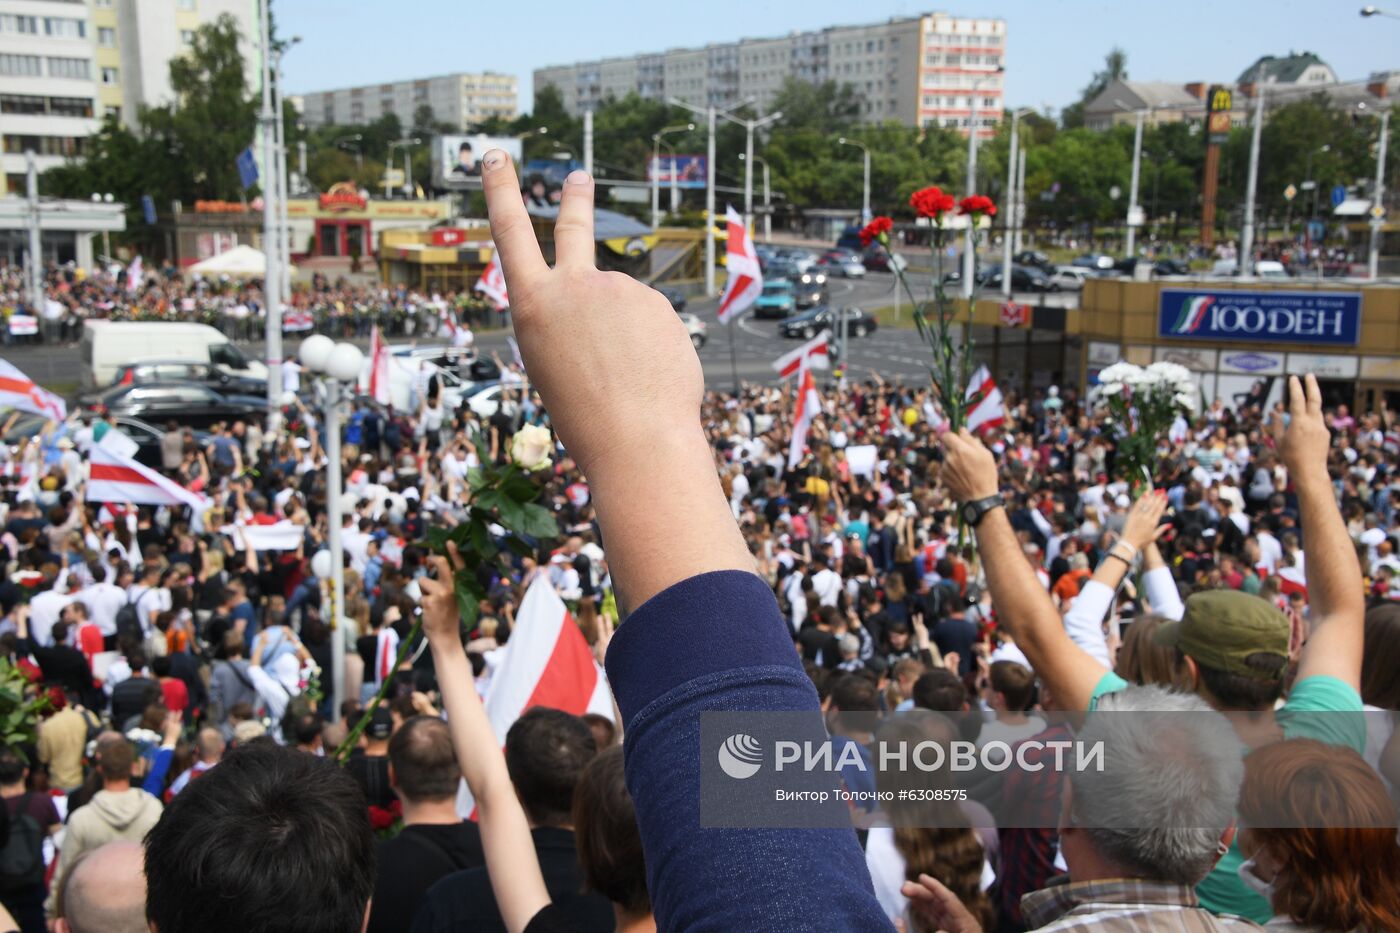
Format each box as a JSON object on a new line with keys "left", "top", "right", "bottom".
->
{"left": 196, "top": 727, "right": 226, "bottom": 762}
{"left": 57, "top": 841, "right": 147, "bottom": 933}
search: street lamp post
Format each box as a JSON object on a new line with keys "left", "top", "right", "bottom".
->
{"left": 298, "top": 335, "right": 365, "bottom": 723}
{"left": 257, "top": 0, "right": 281, "bottom": 430}
{"left": 669, "top": 97, "right": 759, "bottom": 296}
{"left": 1240, "top": 66, "right": 1268, "bottom": 278}
{"left": 1369, "top": 108, "right": 1391, "bottom": 280}
{"left": 1113, "top": 100, "right": 1148, "bottom": 260}
{"left": 386, "top": 138, "right": 422, "bottom": 199}
{"left": 739, "top": 153, "right": 772, "bottom": 242}
{"left": 335, "top": 134, "right": 364, "bottom": 173}
{"left": 723, "top": 110, "right": 783, "bottom": 233}
{"left": 964, "top": 67, "right": 1005, "bottom": 299}
{"left": 837, "top": 137, "right": 871, "bottom": 223}
{"left": 1002, "top": 108, "right": 1033, "bottom": 298}
{"left": 651, "top": 122, "right": 694, "bottom": 229}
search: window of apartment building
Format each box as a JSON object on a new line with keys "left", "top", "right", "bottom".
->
{"left": 44, "top": 17, "right": 85, "bottom": 38}
{"left": 47, "top": 57, "right": 90, "bottom": 80}
{"left": 0, "top": 14, "right": 38, "bottom": 34}
{"left": 3, "top": 134, "right": 86, "bottom": 157}
{"left": 925, "top": 53, "right": 940, "bottom": 65}
{"left": 0, "top": 54, "right": 41, "bottom": 77}
{"left": 0, "top": 94, "right": 44, "bottom": 115}
{"left": 178, "top": 0, "right": 197, "bottom": 9}
{"left": 945, "top": 54, "right": 960, "bottom": 66}
{"left": 106, "top": 105, "right": 120, "bottom": 120}
{"left": 95, "top": 0, "right": 112, "bottom": 6}
{"left": 983, "top": 96, "right": 997, "bottom": 107}
{"left": 98, "top": 26, "right": 116, "bottom": 46}
{"left": 985, "top": 55, "right": 1000, "bottom": 67}
{"left": 966, "top": 55, "right": 980, "bottom": 66}
{"left": 101, "top": 67, "right": 118, "bottom": 85}
{"left": 180, "top": 30, "right": 195, "bottom": 45}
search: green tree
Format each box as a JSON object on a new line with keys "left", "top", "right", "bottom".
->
{"left": 1060, "top": 47, "right": 1128, "bottom": 129}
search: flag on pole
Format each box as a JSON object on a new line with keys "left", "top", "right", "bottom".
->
{"left": 772, "top": 332, "right": 830, "bottom": 379}
{"left": 964, "top": 365, "right": 1006, "bottom": 434}
{"left": 456, "top": 574, "right": 614, "bottom": 817}
{"left": 474, "top": 250, "right": 509, "bottom": 310}
{"left": 716, "top": 206, "right": 763, "bottom": 324}
{"left": 6, "top": 316, "right": 37, "bottom": 337}
{"left": 506, "top": 336, "right": 524, "bottom": 370}
{"left": 88, "top": 444, "right": 206, "bottom": 511}
{"left": 437, "top": 303, "right": 458, "bottom": 340}
{"left": 367, "top": 325, "right": 391, "bottom": 406}
{"left": 282, "top": 310, "right": 315, "bottom": 332}
{"left": 786, "top": 361, "right": 821, "bottom": 468}
{"left": 236, "top": 145, "right": 259, "bottom": 190}
{"left": 0, "top": 360, "right": 66, "bottom": 422}
{"left": 126, "top": 256, "right": 144, "bottom": 292}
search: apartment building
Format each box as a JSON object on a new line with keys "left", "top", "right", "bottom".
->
{"left": 533, "top": 12, "right": 1006, "bottom": 136}
{"left": 0, "top": 0, "right": 256, "bottom": 193}
{"left": 300, "top": 72, "right": 518, "bottom": 132}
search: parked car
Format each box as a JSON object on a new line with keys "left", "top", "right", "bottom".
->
{"left": 779, "top": 305, "right": 878, "bottom": 340}
{"left": 775, "top": 248, "right": 819, "bottom": 272}
{"left": 1209, "top": 259, "right": 1289, "bottom": 279}
{"left": 81, "top": 321, "right": 268, "bottom": 391}
{"left": 754, "top": 280, "right": 797, "bottom": 319}
{"left": 1153, "top": 258, "right": 1191, "bottom": 276}
{"left": 984, "top": 264, "right": 1059, "bottom": 292}
{"left": 0, "top": 414, "right": 207, "bottom": 470}
{"left": 1050, "top": 266, "right": 1091, "bottom": 290}
{"left": 653, "top": 285, "right": 687, "bottom": 312}
{"left": 1014, "top": 250, "right": 1054, "bottom": 271}
{"left": 109, "top": 359, "right": 265, "bottom": 396}
{"left": 1071, "top": 254, "right": 1117, "bottom": 271}
{"left": 816, "top": 250, "right": 867, "bottom": 278}
{"left": 764, "top": 260, "right": 800, "bottom": 281}
{"left": 680, "top": 312, "right": 707, "bottom": 349}
{"left": 82, "top": 382, "right": 267, "bottom": 429}
{"left": 862, "top": 247, "right": 893, "bottom": 271}
{"left": 790, "top": 269, "right": 828, "bottom": 307}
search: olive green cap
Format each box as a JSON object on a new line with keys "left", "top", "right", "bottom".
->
{"left": 1153, "top": 590, "right": 1289, "bottom": 680}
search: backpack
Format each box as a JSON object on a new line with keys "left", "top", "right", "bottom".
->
{"left": 0, "top": 795, "right": 45, "bottom": 892}
{"left": 115, "top": 589, "right": 151, "bottom": 642}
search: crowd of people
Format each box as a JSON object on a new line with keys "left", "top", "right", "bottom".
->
{"left": 1, "top": 263, "right": 501, "bottom": 345}
{"left": 0, "top": 152, "right": 1394, "bottom": 933}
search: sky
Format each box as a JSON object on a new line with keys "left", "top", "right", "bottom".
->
{"left": 279, "top": 0, "right": 1397, "bottom": 114}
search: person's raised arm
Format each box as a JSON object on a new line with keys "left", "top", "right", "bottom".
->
{"left": 1141, "top": 539, "right": 1185, "bottom": 621}
{"left": 481, "top": 152, "right": 751, "bottom": 615}
{"left": 939, "top": 429, "right": 1107, "bottom": 710}
{"left": 1278, "top": 374, "right": 1364, "bottom": 689}
{"left": 419, "top": 551, "right": 548, "bottom": 933}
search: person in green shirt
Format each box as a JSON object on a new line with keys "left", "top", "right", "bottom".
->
{"left": 938, "top": 374, "right": 1367, "bottom": 925}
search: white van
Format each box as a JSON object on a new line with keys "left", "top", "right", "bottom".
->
{"left": 81, "top": 321, "right": 269, "bottom": 390}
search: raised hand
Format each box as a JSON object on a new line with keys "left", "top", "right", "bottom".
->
{"left": 1120, "top": 489, "right": 1169, "bottom": 553}
{"left": 939, "top": 429, "right": 999, "bottom": 503}
{"left": 900, "top": 874, "right": 984, "bottom": 933}
{"left": 1271, "top": 374, "right": 1329, "bottom": 479}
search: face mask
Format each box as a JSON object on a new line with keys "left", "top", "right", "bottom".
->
{"left": 1236, "top": 857, "right": 1275, "bottom": 901}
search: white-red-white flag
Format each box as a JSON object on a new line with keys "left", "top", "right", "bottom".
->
{"left": 787, "top": 361, "right": 821, "bottom": 468}
{"left": 282, "top": 310, "right": 315, "bottom": 332}
{"left": 456, "top": 573, "right": 614, "bottom": 817}
{"left": 772, "top": 332, "right": 830, "bottom": 379}
{"left": 716, "top": 207, "right": 762, "bottom": 324}
{"left": 87, "top": 443, "right": 206, "bottom": 511}
{"left": 474, "top": 251, "right": 509, "bottom": 310}
{"left": 126, "top": 255, "right": 143, "bottom": 292}
{"left": 368, "top": 325, "right": 391, "bottom": 406}
{"left": 0, "top": 360, "right": 66, "bottom": 422}
{"left": 964, "top": 365, "right": 1005, "bottom": 434}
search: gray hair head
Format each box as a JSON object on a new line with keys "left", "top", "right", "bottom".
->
{"left": 1070, "top": 685, "right": 1242, "bottom": 885}
{"left": 838, "top": 633, "right": 860, "bottom": 657}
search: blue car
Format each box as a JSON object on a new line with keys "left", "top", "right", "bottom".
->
{"left": 754, "top": 280, "right": 797, "bottom": 319}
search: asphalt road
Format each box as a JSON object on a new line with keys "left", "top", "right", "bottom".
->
{"left": 20, "top": 272, "right": 1078, "bottom": 396}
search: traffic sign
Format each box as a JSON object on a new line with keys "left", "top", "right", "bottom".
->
{"left": 1126, "top": 206, "right": 1145, "bottom": 227}
{"left": 384, "top": 168, "right": 405, "bottom": 187}
{"left": 1283, "top": 184, "right": 1297, "bottom": 202}
{"left": 1331, "top": 185, "right": 1347, "bottom": 208}
{"left": 1372, "top": 204, "right": 1387, "bottom": 220}
{"left": 1300, "top": 180, "right": 1317, "bottom": 192}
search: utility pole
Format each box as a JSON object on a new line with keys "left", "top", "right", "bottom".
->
{"left": 1001, "top": 110, "right": 1031, "bottom": 298}
{"left": 1015, "top": 147, "right": 1026, "bottom": 253}
{"left": 1369, "top": 109, "right": 1390, "bottom": 280}
{"left": 258, "top": 0, "right": 281, "bottom": 428}
{"left": 837, "top": 137, "right": 871, "bottom": 224}
{"left": 1240, "top": 66, "right": 1267, "bottom": 278}
{"left": 25, "top": 152, "right": 42, "bottom": 313}
{"left": 273, "top": 49, "right": 291, "bottom": 302}
{"left": 583, "top": 110, "right": 594, "bottom": 176}
{"left": 706, "top": 106, "right": 715, "bottom": 295}
{"left": 1126, "top": 108, "right": 1145, "bottom": 258}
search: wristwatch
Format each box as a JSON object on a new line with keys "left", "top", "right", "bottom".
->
{"left": 960, "top": 495, "right": 1003, "bottom": 528}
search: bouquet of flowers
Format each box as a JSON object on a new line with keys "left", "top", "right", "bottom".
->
{"left": 860, "top": 187, "right": 997, "bottom": 432}
{"left": 1095, "top": 360, "right": 1198, "bottom": 489}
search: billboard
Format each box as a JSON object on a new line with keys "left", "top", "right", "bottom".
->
{"left": 1158, "top": 288, "right": 1361, "bottom": 346}
{"left": 648, "top": 154, "right": 708, "bottom": 189}
{"left": 433, "top": 135, "right": 523, "bottom": 188}
{"left": 1206, "top": 85, "right": 1233, "bottom": 145}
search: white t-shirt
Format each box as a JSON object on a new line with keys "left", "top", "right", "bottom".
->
{"left": 28, "top": 590, "right": 75, "bottom": 646}
{"left": 78, "top": 580, "right": 129, "bottom": 637}
{"left": 811, "top": 568, "right": 843, "bottom": 607}
{"left": 281, "top": 359, "right": 301, "bottom": 395}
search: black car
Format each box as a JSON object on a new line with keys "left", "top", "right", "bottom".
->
{"left": 83, "top": 382, "right": 267, "bottom": 429}
{"left": 0, "top": 414, "right": 208, "bottom": 470}
{"left": 652, "top": 285, "right": 687, "bottom": 312}
{"left": 779, "top": 305, "right": 878, "bottom": 340}
{"left": 108, "top": 359, "right": 266, "bottom": 397}
{"left": 1013, "top": 250, "right": 1054, "bottom": 271}
{"left": 985, "top": 264, "right": 1060, "bottom": 292}
{"left": 788, "top": 269, "right": 828, "bottom": 308}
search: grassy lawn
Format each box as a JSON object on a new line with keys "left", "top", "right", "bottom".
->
{"left": 866, "top": 305, "right": 917, "bottom": 329}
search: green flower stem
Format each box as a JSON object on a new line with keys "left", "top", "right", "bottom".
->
{"left": 333, "top": 617, "right": 423, "bottom": 765}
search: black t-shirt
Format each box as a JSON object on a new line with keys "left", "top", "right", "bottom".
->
{"left": 523, "top": 898, "right": 612, "bottom": 933}
{"left": 410, "top": 827, "right": 613, "bottom": 933}
{"left": 344, "top": 751, "right": 395, "bottom": 809}
{"left": 366, "top": 822, "right": 485, "bottom": 933}
{"left": 933, "top": 616, "right": 978, "bottom": 677}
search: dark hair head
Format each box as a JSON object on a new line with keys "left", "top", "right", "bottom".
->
{"left": 0, "top": 745, "right": 28, "bottom": 784}
{"left": 1192, "top": 653, "right": 1287, "bottom": 710}
{"left": 912, "top": 669, "right": 967, "bottom": 712}
{"left": 282, "top": 708, "right": 324, "bottom": 747}
{"left": 989, "top": 660, "right": 1035, "bottom": 712}
{"left": 98, "top": 738, "right": 134, "bottom": 781}
{"left": 829, "top": 673, "right": 879, "bottom": 714}
{"left": 388, "top": 716, "right": 458, "bottom": 802}
{"left": 1362, "top": 605, "right": 1400, "bottom": 709}
{"left": 504, "top": 708, "right": 598, "bottom": 827}
{"left": 152, "top": 655, "right": 172, "bottom": 678}
{"left": 144, "top": 742, "right": 375, "bottom": 933}
{"left": 572, "top": 747, "right": 649, "bottom": 916}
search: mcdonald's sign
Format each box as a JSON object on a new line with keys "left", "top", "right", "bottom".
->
{"left": 1206, "top": 84, "right": 1233, "bottom": 144}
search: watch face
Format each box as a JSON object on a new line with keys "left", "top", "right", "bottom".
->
{"left": 961, "top": 502, "right": 977, "bottom": 525}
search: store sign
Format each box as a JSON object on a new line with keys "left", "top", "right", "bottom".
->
{"left": 1158, "top": 288, "right": 1360, "bottom": 346}
{"left": 1220, "top": 351, "right": 1284, "bottom": 375}
{"left": 1154, "top": 346, "right": 1217, "bottom": 372}
{"left": 1087, "top": 341, "right": 1121, "bottom": 366}
{"left": 431, "top": 228, "right": 468, "bottom": 247}
{"left": 1360, "top": 357, "right": 1400, "bottom": 381}
{"left": 319, "top": 182, "right": 368, "bottom": 212}
{"left": 1285, "top": 353, "right": 1357, "bottom": 379}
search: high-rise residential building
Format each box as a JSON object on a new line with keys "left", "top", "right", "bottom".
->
{"left": 299, "top": 73, "right": 518, "bottom": 132}
{"left": 0, "top": 0, "right": 257, "bottom": 193}
{"left": 533, "top": 12, "right": 1006, "bottom": 136}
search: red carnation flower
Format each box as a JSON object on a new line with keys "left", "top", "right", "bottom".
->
{"left": 958, "top": 195, "right": 997, "bottom": 217}
{"left": 367, "top": 805, "right": 396, "bottom": 831}
{"left": 910, "top": 186, "right": 957, "bottom": 220}
{"left": 858, "top": 216, "right": 894, "bottom": 247}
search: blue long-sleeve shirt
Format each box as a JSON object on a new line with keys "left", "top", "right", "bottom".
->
{"left": 604, "top": 570, "right": 892, "bottom": 932}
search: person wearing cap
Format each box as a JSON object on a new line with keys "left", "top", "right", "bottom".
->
{"left": 940, "top": 374, "right": 1368, "bottom": 924}
{"left": 345, "top": 705, "right": 396, "bottom": 810}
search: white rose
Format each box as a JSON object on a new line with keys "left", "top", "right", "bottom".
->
{"left": 510, "top": 424, "right": 554, "bottom": 472}
{"left": 1099, "top": 383, "right": 1123, "bottom": 397}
